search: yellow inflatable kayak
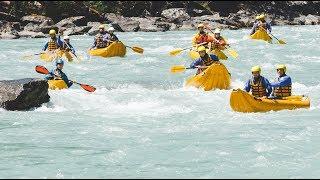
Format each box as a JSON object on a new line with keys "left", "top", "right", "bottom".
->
{"left": 40, "top": 51, "right": 60, "bottom": 62}
{"left": 88, "top": 41, "right": 126, "bottom": 58}
{"left": 230, "top": 89, "right": 310, "bottom": 113}
{"left": 48, "top": 80, "right": 68, "bottom": 90}
{"left": 189, "top": 49, "right": 228, "bottom": 60}
{"left": 185, "top": 63, "right": 231, "bottom": 91}
{"left": 250, "top": 29, "right": 272, "bottom": 43}
{"left": 40, "top": 50, "right": 73, "bottom": 62}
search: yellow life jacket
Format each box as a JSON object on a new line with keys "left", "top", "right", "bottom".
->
{"left": 96, "top": 33, "right": 107, "bottom": 48}
{"left": 202, "top": 55, "right": 214, "bottom": 66}
{"left": 48, "top": 38, "right": 58, "bottom": 51}
{"left": 250, "top": 77, "right": 267, "bottom": 98}
{"left": 274, "top": 81, "right": 292, "bottom": 98}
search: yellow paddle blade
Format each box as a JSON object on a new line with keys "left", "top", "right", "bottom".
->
{"left": 227, "top": 49, "right": 239, "bottom": 59}
{"left": 170, "top": 65, "right": 186, "bottom": 73}
{"left": 169, "top": 48, "right": 184, "bottom": 56}
{"left": 132, "top": 46, "right": 144, "bottom": 54}
{"left": 278, "top": 39, "right": 286, "bottom": 44}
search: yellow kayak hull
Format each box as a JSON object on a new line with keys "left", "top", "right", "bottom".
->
{"left": 230, "top": 89, "right": 310, "bottom": 113}
{"left": 48, "top": 80, "right": 68, "bottom": 90}
{"left": 185, "top": 63, "right": 231, "bottom": 91}
{"left": 189, "top": 49, "right": 228, "bottom": 60}
{"left": 88, "top": 41, "right": 126, "bottom": 58}
{"left": 250, "top": 29, "right": 272, "bottom": 43}
{"left": 40, "top": 50, "right": 73, "bottom": 62}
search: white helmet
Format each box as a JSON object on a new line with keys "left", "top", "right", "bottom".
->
{"left": 63, "top": 35, "right": 70, "bottom": 40}
{"left": 214, "top": 28, "right": 221, "bottom": 34}
{"left": 107, "top": 27, "right": 115, "bottom": 32}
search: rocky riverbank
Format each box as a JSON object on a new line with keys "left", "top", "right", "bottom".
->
{"left": 0, "top": 1, "right": 320, "bottom": 39}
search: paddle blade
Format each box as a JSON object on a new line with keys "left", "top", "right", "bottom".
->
{"left": 227, "top": 49, "right": 239, "bottom": 59}
{"left": 169, "top": 48, "right": 183, "bottom": 56}
{"left": 35, "top": 65, "right": 49, "bottom": 74}
{"left": 278, "top": 39, "right": 286, "bottom": 44}
{"left": 132, "top": 46, "right": 144, "bottom": 54}
{"left": 170, "top": 65, "right": 187, "bottom": 73}
{"left": 80, "top": 84, "right": 96, "bottom": 92}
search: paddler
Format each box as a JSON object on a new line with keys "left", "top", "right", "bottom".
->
{"left": 211, "top": 28, "right": 229, "bottom": 51}
{"left": 105, "top": 27, "right": 119, "bottom": 47}
{"left": 61, "top": 35, "right": 75, "bottom": 54}
{"left": 189, "top": 46, "right": 220, "bottom": 75}
{"left": 192, "top": 23, "right": 214, "bottom": 50}
{"left": 44, "top": 59, "right": 73, "bottom": 88}
{"left": 244, "top": 66, "right": 272, "bottom": 98}
{"left": 89, "top": 24, "right": 108, "bottom": 50}
{"left": 250, "top": 14, "right": 272, "bottom": 35}
{"left": 42, "top": 29, "right": 63, "bottom": 52}
{"left": 269, "top": 64, "right": 292, "bottom": 98}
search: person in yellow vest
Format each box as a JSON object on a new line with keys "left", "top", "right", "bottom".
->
{"left": 192, "top": 23, "right": 214, "bottom": 50}
{"left": 42, "top": 29, "right": 63, "bottom": 52}
{"left": 250, "top": 14, "right": 272, "bottom": 35}
{"left": 244, "top": 66, "right": 272, "bottom": 98}
{"left": 90, "top": 24, "right": 109, "bottom": 50}
{"left": 269, "top": 64, "right": 292, "bottom": 98}
{"left": 189, "top": 46, "right": 220, "bottom": 75}
{"left": 211, "top": 28, "right": 229, "bottom": 51}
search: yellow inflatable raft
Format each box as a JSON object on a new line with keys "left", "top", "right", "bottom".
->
{"left": 40, "top": 50, "right": 73, "bottom": 62}
{"left": 185, "top": 63, "right": 231, "bottom": 91}
{"left": 48, "top": 80, "right": 68, "bottom": 90}
{"left": 230, "top": 89, "right": 310, "bottom": 113}
{"left": 188, "top": 49, "right": 228, "bottom": 60}
{"left": 88, "top": 41, "right": 126, "bottom": 58}
{"left": 250, "top": 28, "right": 272, "bottom": 43}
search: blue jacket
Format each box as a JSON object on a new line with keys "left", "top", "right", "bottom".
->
{"left": 244, "top": 76, "right": 272, "bottom": 96}
{"left": 42, "top": 37, "right": 63, "bottom": 51}
{"left": 62, "top": 42, "right": 75, "bottom": 54}
{"left": 189, "top": 54, "right": 219, "bottom": 69}
{"left": 44, "top": 68, "right": 73, "bottom": 88}
{"left": 250, "top": 21, "right": 272, "bottom": 35}
{"left": 270, "top": 74, "right": 291, "bottom": 88}
{"left": 91, "top": 32, "right": 109, "bottom": 49}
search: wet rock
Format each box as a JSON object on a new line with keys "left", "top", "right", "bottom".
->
{"left": 18, "top": 30, "right": 45, "bottom": 38}
{"left": 131, "top": 17, "right": 158, "bottom": 32}
{"left": 0, "top": 32, "right": 20, "bottom": 39}
{"left": 178, "top": 21, "right": 196, "bottom": 31}
{"left": 0, "top": 21, "right": 21, "bottom": 32}
{"left": 0, "top": 78, "right": 50, "bottom": 111}
{"left": 87, "top": 22, "right": 103, "bottom": 36}
{"left": 63, "top": 26, "right": 92, "bottom": 36}
{"left": 21, "top": 15, "right": 53, "bottom": 26}
{"left": 305, "top": 14, "right": 320, "bottom": 25}
{"left": 292, "top": 15, "right": 306, "bottom": 25}
{"left": 0, "top": 12, "right": 18, "bottom": 21}
{"left": 56, "top": 16, "right": 87, "bottom": 28}
{"left": 161, "top": 8, "right": 191, "bottom": 24}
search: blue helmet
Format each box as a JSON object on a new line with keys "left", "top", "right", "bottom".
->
{"left": 55, "top": 59, "right": 64, "bottom": 66}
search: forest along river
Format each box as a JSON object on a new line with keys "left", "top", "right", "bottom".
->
{"left": 0, "top": 25, "right": 319, "bottom": 178}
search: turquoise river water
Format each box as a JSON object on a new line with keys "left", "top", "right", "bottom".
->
{"left": 0, "top": 25, "right": 319, "bottom": 178}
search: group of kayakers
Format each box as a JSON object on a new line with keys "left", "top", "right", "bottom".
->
{"left": 38, "top": 13, "right": 292, "bottom": 100}
{"left": 187, "top": 13, "right": 292, "bottom": 99}
{"left": 40, "top": 24, "right": 119, "bottom": 88}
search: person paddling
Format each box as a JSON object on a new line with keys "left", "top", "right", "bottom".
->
{"left": 189, "top": 46, "right": 220, "bottom": 75}
{"left": 105, "top": 27, "right": 119, "bottom": 47}
{"left": 269, "top": 64, "right": 292, "bottom": 98}
{"left": 44, "top": 59, "right": 73, "bottom": 88}
{"left": 244, "top": 66, "right": 272, "bottom": 99}
{"left": 61, "top": 35, "right": 75, "bottom": 54}
{"left": 192, "top": 23, "right": 214, "bottom": 50}
{"left": 90, "top": 25, "right": 109, "bottom": 50}
{"left": 42, "top": 29, "right": 63, "bottom": 53}
{"left": 250, "top": 14, "right": 272, "bottom": 35}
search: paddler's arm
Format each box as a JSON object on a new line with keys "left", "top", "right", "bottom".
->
{"left": 270, "top": 76, "right": 291, "bottom": 88}
{"left": 266, "top": 22, "right": 272, "bottom": 33}
{"left": 42, "top": 42, "right": 48, "bottom": 51}
{"left": 250, "top": 22, "right": 258, "bottom": 35}
{"left": 244, "top": 79, "right": 251, "bottom": 92}
{"left": 263, "top": 77, "right": 272, "bottom": 97}
{"left": 189, "top": 58, "right": 202, "bottom": 69}
{"left": 60, "top": 72, "right": 73, "bottom": 88}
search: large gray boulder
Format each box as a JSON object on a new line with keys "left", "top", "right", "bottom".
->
{"left": 62, "top": 26, "right": 92, "bottom": 36}
{"left": 21, "top": 15, "right": 54, "bottom": 25}
{"left": 18, "top": 30, "right": 46, "bottom": 38}
{"left": 0, "top": 78, "right": 50, "bottom": 111}
{"left": 305, "top": 14, "right": 320, "bottom": 25}
{"left": 161, "top": 8, "right": 191, "bottom": 23}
